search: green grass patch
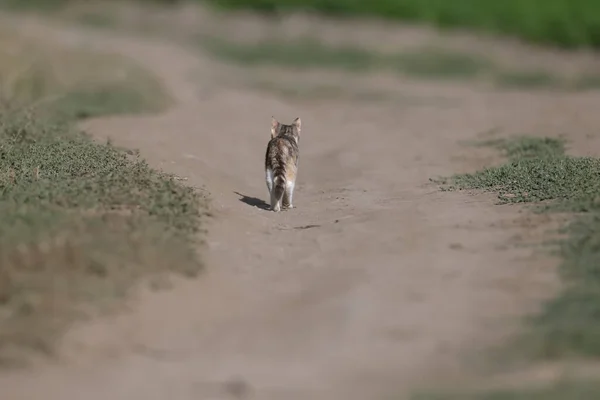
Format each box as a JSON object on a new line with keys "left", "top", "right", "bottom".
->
{"left": 202, "top": 0, "right": 600, "bottom": 50}
{"left": 494, "top": 70, "right": 564, "bottom": 89}
{"left": 390, "top": 47, "right": 493, "bottom": 79}
{"left": 71, "top": 11, "right": 117, "bottom": 28}
{"left": 0, "top": 28, "right": 202, "bottom": 365}
{"left": 200, "top": 37, "right": 581, "bottom": 90}
{"left": 0, "top": 112, "right": 205, "bottom": 364}
{"left": 201, "top": 36, "right": 497, "bottom": 80}
{"left": 413, "top": 379, "right": 600, "bottom": 400}
{"left": 440, "top": 135, "right": 600, "bottom": 360}
{"left": 0, "top": 0, "right": 69, "bottom": 11}
{"left": 450, "top": 136, "right": 600, "bottom": 211}
{"left": 572, "top": 74, "right": 600, "bottom": 91}
{"left": 201, "top": 36, "right": 381, "bottom": 71}
{"left": 4, "top": 1, "right": 600, "bottom": 49}
{"left": 238, "top": 77, "right": 454, "bottom": 106}
{"left": 45, "top": 82, "right": 167, "bottom": 120}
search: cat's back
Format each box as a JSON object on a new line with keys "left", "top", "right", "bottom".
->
{"left": 265, "top": 135, "right": 299, "bottom": 169}
{"left": 266, "top": 135, "right": 299, "bottom": 158}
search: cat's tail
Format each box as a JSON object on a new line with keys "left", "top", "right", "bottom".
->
{"left": 271, "top": 175, "right": 286, "bottom": 210}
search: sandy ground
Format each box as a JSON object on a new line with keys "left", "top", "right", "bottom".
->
{"left": 3, "top": 9, "right": 600, "bottom": 400}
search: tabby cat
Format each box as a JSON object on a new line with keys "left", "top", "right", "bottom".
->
{"left": 265, "top": 117, "right": 301, "bottom": 212}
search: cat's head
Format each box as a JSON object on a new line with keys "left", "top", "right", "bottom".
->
{"left": 271, "top": 117, "right": 301, "bottom": 143}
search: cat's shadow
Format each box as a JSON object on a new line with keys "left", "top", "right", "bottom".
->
{"left": 234, "top": 191, "right": 270, "bottom": 211}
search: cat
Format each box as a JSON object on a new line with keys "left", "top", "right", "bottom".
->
{"left": 265, "top": 116, "right": 301, "bottom": 212}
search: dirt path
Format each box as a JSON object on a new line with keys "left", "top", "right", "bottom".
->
{"left": 0, "top": 13, "right": 582, "bottom": 400}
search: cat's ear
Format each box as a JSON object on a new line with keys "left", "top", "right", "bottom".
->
{"left": 271, "top": 116, "right": 280, "bottom": 138}
{"left": 293, "top": 117, "right": 301, "bottom": 134}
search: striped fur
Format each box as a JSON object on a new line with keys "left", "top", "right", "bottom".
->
{"left": 265, "top": 117, "right": 301, "bottom": 212}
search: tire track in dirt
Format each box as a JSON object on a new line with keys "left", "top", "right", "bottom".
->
{"left": 0, "top": 14, "right": 567, "bottom": 400}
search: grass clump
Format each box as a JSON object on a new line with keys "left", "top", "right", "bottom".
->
{"left": 442, "top": 135, "right": 600, "bottom": 360}
{"left": 451, "top": 136, "right": 600, "bottom": 211}
{"left": 0, "top": 111, "right": 204, "bottom": 364}
{"left": 0, "top": 28, "right": 202, "bottom": 365}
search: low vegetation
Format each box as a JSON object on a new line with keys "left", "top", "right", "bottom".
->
{"left": 2, "top": 1, "right": 600, "bottom": 50}
{"left": 0, "top": 28, "right": 204, "bottom": 365}
{"left": 439, "top": 135, "right": 600, "bottom": 358}
{"left": 493, "top": 70, "right": 563, "bottom": 90}
{"left": 200, "top": 36, "right": 498, "bottom": 80}
{"left": 202, "top": 0, "right": 600, "bottom": 50}
{"left": 201, "top": 36, "right": 600, "bottom": 90}
{"left": 427, "top": 135, "right": 600, "bottom": 396}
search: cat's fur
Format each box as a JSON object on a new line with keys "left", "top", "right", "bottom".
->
{"left": 265, "top": 116, "right": 301, "bottom": 212}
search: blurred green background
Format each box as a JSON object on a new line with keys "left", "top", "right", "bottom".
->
{"left": 205, "top": 0, "right": 600, "bottom": 49}
{"left": 8, "top": 0, "right": 597, "bottom": 49}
